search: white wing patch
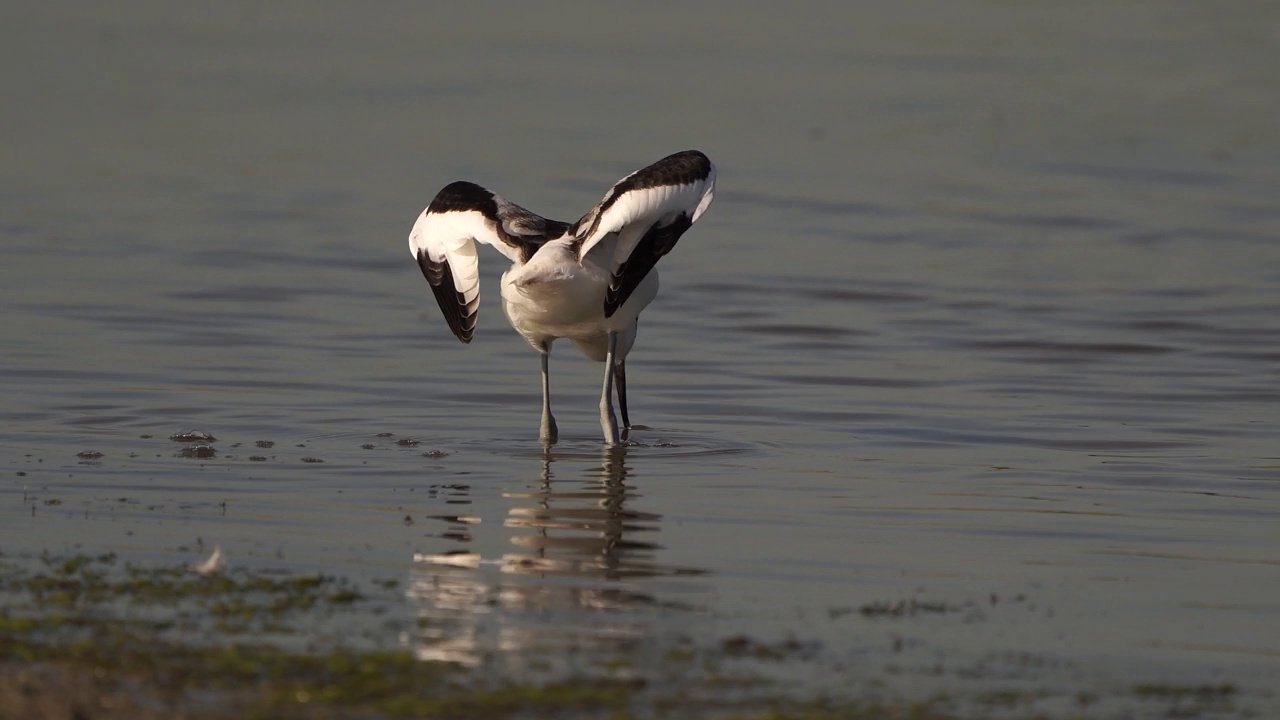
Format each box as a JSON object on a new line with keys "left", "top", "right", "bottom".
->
{"left": 409, "top": 207, "right": 520, "bottom": 313}
{"left": 573, "top": 151, "right": 716, "bottom": 317}
{"left": 586, "top": 179, "right": 715, "bottom": 275}
{"left": 577, "top": 156, "right": 716, "bottom": 276}
{"left": 410, "top": 180, "right": 570, "bottom": 343}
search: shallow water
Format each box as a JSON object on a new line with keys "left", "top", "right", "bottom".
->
{"left": 2, "top": 1, "right": 1279, "bottom": 715}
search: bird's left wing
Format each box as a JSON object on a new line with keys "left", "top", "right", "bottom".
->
{"left": 409, "top": 181, "right": 569, "bottom": 343}
{"left": 575, "top": 150, "right": 716, "bottom": 318}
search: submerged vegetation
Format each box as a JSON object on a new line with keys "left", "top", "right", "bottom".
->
{"left": 0, "top": 553, "right": 643, "bottom": 718}
{"left": 0, "top": 553, "right": 1259, "bottom": 719}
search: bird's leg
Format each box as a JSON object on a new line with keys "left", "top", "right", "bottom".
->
{"left": 613, "top": 360, "right": 631, "bottom": 431}
{"left": 539, "top": 342, "right": 558, "bottom": 446}
{"left": 599, "top": 331, "right": 621, "bottom": 446}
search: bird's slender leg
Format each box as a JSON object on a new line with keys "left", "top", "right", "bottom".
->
{"left": 539, "top": 342, "right": 558, "bottom": 446}
{"left": 599, "top": 331, "right": 621, "bottom": 446}
{"left": 613, "top": 360, "right": 630, "bottom": 431}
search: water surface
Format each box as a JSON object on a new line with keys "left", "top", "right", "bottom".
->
{"left": 2, "top": 2, "right": 1278, "bottom": 716}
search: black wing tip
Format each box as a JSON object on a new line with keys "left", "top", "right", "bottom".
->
{"left": 602, "top": 212, "right": 694, "bottom": 317}
{"left": 427, "top": 181, "right": 498, "bottom": 217}
{"left": 599, "top": 152, "right": 713, "bottom": 216}
{"left": 417, "top": 251, "right": 477, "bottom": 344}
{"left": 657, "top": 150, "right": 713, "bottom": 179}
{"left": 666, "top": 149, "right": 711, "bottom": 166}
{"left": 602, "top": 282, "right": 627, "bottom": 320}
{"left": 439, "top": 180, "right": 487, "bottom": 193}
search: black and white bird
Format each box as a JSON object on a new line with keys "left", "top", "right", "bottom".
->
{"left": 408, "top": 150, "right": 716, "bottom": 446}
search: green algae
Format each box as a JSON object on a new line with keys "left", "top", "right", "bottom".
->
{"left": 5, "top": 552, "right": 373, "bottom": 634}
{"left": 0, "top": 554, "right": 1261, "bottom": 720}
{"left": 4, "top": 634, "right": 635, "bottom": 720}
{"left": 0, "top": 554, "right": 938, "bottom": 719}
{"left": 1132, "top": 682, "right": 1236, "bottom": 699}
{"left": 0, "top": 554, "right": 649, "bottom": 718}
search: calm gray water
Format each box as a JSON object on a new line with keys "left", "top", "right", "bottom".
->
{"left": 2, "top": 1, "right": 1279, "bottom": 715}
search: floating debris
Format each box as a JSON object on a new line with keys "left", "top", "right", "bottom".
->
{"left": 859, "top": 598, "right": 983, "bottom": 620}
{"left": 413, "top": 552, "right": 481, "bottom": 569}
{"left": 75, "top": 450, "right": 104, "bottom": 460}
{"left": 428, "top": 515, "right": 481, "bottom": 525}
{"left": 179, "top": 444, "right": 218, "bottom": 459}
{"left": 423, "top": 449, "right": 449, "bottom": 458}
{"left": 170, "top": 430, "right": 217, "bottom": 443}
{"left": 255, "top": 440, "right": 274, "bottom": 448}
{"left": 397, "top": 438, "right": 420, "bottom": 447}
{"left": 300, "top": 457, "right": 324, "bottom": 464}
{"left": 718, "top": 634, "right": 813, "bottom": 661}
{"left": 190, "top": 546, "right": 224, "bottom": 576}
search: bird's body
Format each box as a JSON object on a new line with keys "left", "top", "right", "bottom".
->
{"left": 500, "top": 233, "right": 654, "bottom": 361}
{"left": 408, "top": 150, "right": 715, "bottom": 445}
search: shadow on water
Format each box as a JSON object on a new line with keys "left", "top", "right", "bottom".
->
{"left": 406, "top": 445, "right": 708, "bottom": 674}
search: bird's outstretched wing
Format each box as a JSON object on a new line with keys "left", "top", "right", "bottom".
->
{"left": 574, "top": 150, "right": 716, "bottom": 318}
{"left": 409, "top": 181, "right": 570, "bottom": 343}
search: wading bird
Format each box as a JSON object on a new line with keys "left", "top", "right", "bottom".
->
{"left": 408, "top": 150, "right": 716, "bottom": 445}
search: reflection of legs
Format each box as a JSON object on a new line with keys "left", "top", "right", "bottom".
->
{"left": 539, "top": 343, "right": 557, "bottom": 445}
{"left": 613, "top": 360, "right": 630, "bottom": 430}
{"left": 598, "top": 331, "right": 620, "bottom": 446}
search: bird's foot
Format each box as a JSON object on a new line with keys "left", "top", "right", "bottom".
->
{"left": 540, "top": 414, "right": 558, "bottom": 446}
{"left": 600, "top": 407, "right": 620, "bottom": 446}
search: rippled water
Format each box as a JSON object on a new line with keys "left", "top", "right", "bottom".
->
{"left": 2, "top": 1, "right": 1279, "bottom": 714}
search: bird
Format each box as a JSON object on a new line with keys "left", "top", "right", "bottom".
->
{"left": 408, "top": 150, "right": 716, "bottom": 446}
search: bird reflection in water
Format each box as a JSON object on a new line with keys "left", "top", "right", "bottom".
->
{"left": 405, "top": 445, "right": 705, "bottom": 674}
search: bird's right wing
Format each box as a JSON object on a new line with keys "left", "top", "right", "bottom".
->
{"left": 409, "top": 181, "right": 569, "bottom": 343}
{"left": 574, "top": 150, "right": 716, "bottom": 318}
